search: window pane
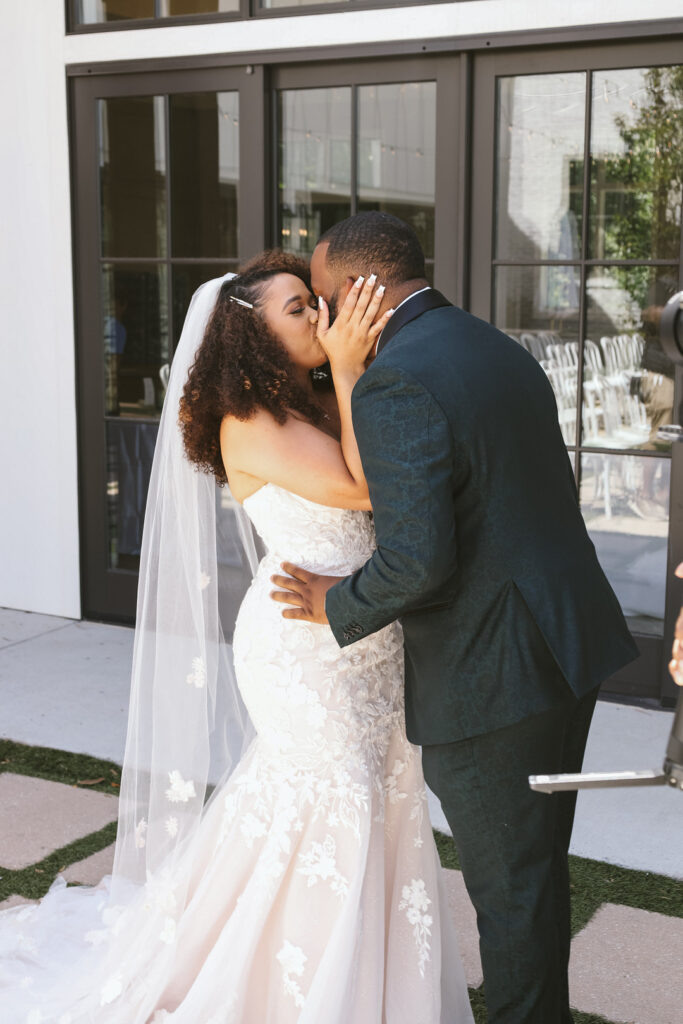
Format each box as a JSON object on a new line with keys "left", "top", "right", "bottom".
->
{"left": 494, "top": 265, "right": 581, "bottom": 444}
{"left": 106, "top": 420, "right": 158, "bottom": 571}
{"left": 589, "top": 66, "right": 683, "bottom": 261}
{"left": 169, "top": 93, "right": 239, "bottom": 258}
{"left": 263, "top": 0, "right": 350, "bottom": 5}
{"left": 278, "top": 88, "right": 352, "bottom": 257}
{"left": 99, "top": 96, "right": 167, "bottom": 258}
{"left": 172, "top": 263, "right": 237, "bottom": 349}
{"left": 162, "top": 0, "right": 239, "bottom": 12}
{"left": 103, "top": 264, "right": 169, "bottom": 418}
{"left": 262, "top": 0, "right": 415, "bottom": 5}
{"left": 496, "top": 73, "right": 586, "bottom": 260}
{"left": 580, "top": 453, "right": 669, "bottom": 635}
{"left": 75, "top": 0, "right": 154, "bottom": 22}
{"left": 582, "top": 266, "right": 678, "bottom": 450}
{"left": 358, "top": 82, "right": 436, "bottom": 260}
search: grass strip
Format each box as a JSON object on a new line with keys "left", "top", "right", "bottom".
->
{"left": 0, "top": 739, "right": 121, "bottom": 795}
{"left": 0, "top": 820, "right": 117, "bottom": 902}
{"left": 434, "top": 829, "right": 682, "bottom": 936}
{"left": 467, "top": 989, "right": 617, "bottom": 1024}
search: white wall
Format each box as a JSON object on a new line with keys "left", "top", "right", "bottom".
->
{"left": 1, "top": 0, "right": 680, "bottom": 619}
{"left": 63, "top": 0, "right": 683, "bottom": 64}
{"left": 0, "top": 2, "right": 80, "bottom": 618}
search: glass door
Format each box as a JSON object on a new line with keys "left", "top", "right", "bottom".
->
{"left": 72, "top": 66, "right": 268, "bottom": 621}
{"left": 470, "top": 42, "right": 683, "bottom": 703}
{"left": 272, "top": 56, "right": 462, "bottom": 302}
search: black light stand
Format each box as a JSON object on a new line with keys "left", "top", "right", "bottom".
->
{"left": 530, "top": 291, "right": 683, "bottom": 796}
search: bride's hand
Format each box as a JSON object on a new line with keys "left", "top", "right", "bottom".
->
{"left": 317, "top": 275, "right": 393, "bottom": 370}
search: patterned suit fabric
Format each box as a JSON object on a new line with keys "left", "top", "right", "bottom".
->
{"left": 326, "top": 294, "right": 638, "bottom": 745}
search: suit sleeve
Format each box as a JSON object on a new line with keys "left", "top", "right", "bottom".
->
{"left": 325, "top": 365, "right": 461, "bottom": 647}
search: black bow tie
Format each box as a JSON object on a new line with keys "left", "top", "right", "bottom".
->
{"left": 375, "top": 289, "right": 453, "bottom": 355}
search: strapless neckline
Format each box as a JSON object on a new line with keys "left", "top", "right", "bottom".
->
{"left": 242, "top": 481, "right": 345, "bottom": 513}
{"left": 238, "top": 481, "right": 376, "bottom": 577}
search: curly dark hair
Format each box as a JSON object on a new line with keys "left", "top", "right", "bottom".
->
{"left": 180, "top": 250, "right": 329, "bottom": 485}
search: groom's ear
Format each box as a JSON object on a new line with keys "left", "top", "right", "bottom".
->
{"left": 341, "top": 276, "right": 357, "bottom": 301}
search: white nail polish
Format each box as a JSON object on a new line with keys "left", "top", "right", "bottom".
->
{"left": 355, "top": 275, "right": 365, "bottom": 287}
{"left": 367, "top": 273, "right": 377, "bottom": 286}
{"left": 318, "top": 295, "right": 323, "bottom": 307}
{"left": 376, "top": 284, "right": 385, "bottom": 297}
{"left": 386, "top": 308, "right": 395, "bottom": 316}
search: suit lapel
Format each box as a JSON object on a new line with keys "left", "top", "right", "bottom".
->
{"left": 375, "top": 289, "right": 452, "bottom": 355}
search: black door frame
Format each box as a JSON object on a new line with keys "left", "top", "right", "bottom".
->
{"left": 71, "top": 64, "right": 269, "bottom": 622}
{"left": 469, "top": 38, "right": 683, "bottom": 704}
{"left": 71, "top": 54, "right": 463, "bottom": 623}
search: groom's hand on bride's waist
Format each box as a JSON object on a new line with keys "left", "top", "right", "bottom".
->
{"left": 270, "top": 563, "right": 344, "bottom": 625}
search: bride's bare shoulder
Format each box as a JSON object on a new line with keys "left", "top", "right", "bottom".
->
{"left": 221, "top": 407, "right": 286, "bottom": 439}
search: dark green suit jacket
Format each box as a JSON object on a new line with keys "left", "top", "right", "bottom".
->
{"left": 325, "top": 291, "right": 638, "bottom": 745}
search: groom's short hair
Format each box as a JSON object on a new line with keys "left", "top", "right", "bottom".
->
{"left": 318, "top": 212, "right": 426, "bottom": 286}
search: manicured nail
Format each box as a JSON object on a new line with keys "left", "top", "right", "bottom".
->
{"left": 376, "top": 284, "right": 385, "bottom": 297}
{"left": 386, "top": 307, "right": 395, "bottom": 316}
{"left": 354, "top": 275, "right": 364, "bottom": 288}
{"left": 318, "top": 295, "right": 323, "bottom": 307}
{"left": 367, "top": 273, "right": 377, "bottom": 287}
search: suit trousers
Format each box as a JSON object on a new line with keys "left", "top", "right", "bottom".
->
{"left": 422, "top": 682, "right": 600, "bottom": 1024}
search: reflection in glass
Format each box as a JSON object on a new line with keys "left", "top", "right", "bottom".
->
{"left": 263, "top": 0, "right": 416, "bottom": 4}
{"left": 590, "top": 66, "right": 683, "bottom": 261}
{"left": 582, "top": 266, "right": 678, "bottom": 450}
{"left": 106, "top": 420, "right": 159, "bottom": 571}
{"left": 494, "top": 265, "right": 581, "bottom": 443}
{"left": 580, "top": 453, "right": 669, "bottom": 634}
{"left": 496, "top": 74, "right": 586, "bottom": 260}
{"left": 216, "top": 487, "right": 261, "bottom": 639}
{"left": 102, "top": 264, "right": 169, "bottom": 418}
{"left": 75, "top": 0, "right": 154, "bottom": 21}
{"left": 172, "top": 263, "right": 236, "bottom": 349}
{"left": 263, "top": 0, "right": 350, "bottom": 5}
{"left": 99, "top": 96, "right": 167, "bottom": 258}
{"left": 162, "top": 0, "right": 239, "bottom": 12}
{"left": 169, "top": 92, "right": 239, "bottom": 258}
{"left": 279, "top": 88, "right": 352, "bottom": 256}
{"left": 358, "top": 82, "right": 436, "bottom": 260}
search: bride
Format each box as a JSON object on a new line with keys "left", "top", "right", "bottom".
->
{"left": 0, "top": 250, "right": 473, "bottom": 1023}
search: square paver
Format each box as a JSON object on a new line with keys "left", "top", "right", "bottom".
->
{"left": 442, "top": 867, "right": 483, "bottom": 988}
{"left": 0, "top": 894, "right": 37, "bottom": 911}
{"left": 569, "top": 902, "right": 683, "bottom": 1024}
{"left": 62, "top": 842, "right": 115, "bottom": 886}
{"left": 0, "top": 773, "right": 118, "bottom": 869}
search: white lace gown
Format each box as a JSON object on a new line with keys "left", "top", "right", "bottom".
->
{"left": 0, "top": 484, "right": 473, "bottom": 1024}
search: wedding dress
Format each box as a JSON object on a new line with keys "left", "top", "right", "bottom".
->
{"left": 0, "top": 482, "right": 473, "bottom": 1023}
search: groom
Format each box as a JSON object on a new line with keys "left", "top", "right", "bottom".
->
{"left": 271, "top": 212, "right": 638, "bottom": 1022}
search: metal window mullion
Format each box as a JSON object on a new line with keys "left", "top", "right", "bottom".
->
{"left": 573, "top": 68, "right": 594, "bottom": 493}
{"left": 581, "top": 445, "right": 666, "bottom": 460}
{"left": 350, "top": 85, "right": 358, "bottom": 217}
{"left": 164, "top": 92, "right": 175, "bottom": 357}
{"left": 272, "top": 83, "right": 280, "bottom": 248}
{"left": 492, "top": 258, "right": 678, "bottom": 268}
{"left": 678, "top": 178, "right": 683, "bottom": 292}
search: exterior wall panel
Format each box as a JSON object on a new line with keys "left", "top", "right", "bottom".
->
{"left": 0, "top": 2, "right": 80, "bottom": 618}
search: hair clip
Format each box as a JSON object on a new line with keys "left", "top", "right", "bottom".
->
{"left": 229, "top": 295, "right": 254, "bottom": 309}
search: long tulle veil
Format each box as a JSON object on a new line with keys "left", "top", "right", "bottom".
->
{"left": 112, "top": 271, "right": 256, "bottom": 897}
{"left": 0, "top": 272, "right": 258, "bottom": 1021}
